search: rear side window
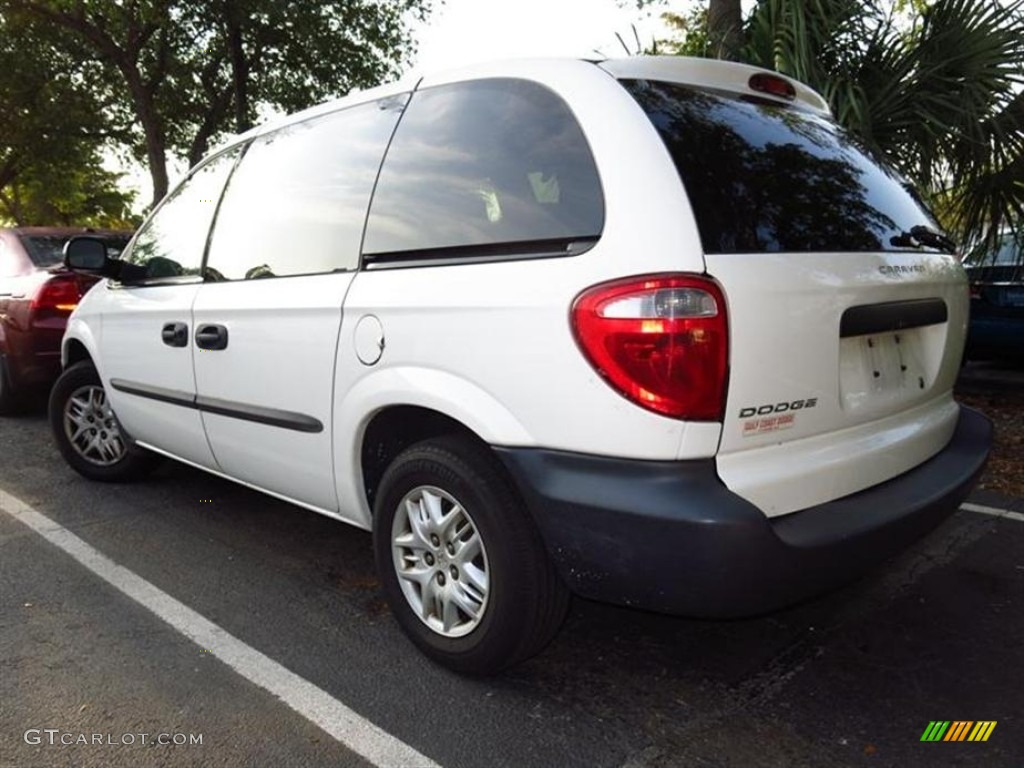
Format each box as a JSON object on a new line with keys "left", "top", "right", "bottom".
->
{"left": 19, "top": 236, "right": 68, "bottom": 267}
{"left": 364, "top": 78, "right": 604, "bottom": 261}
{"left": 205, "top": 96, "right": 407, "bottom": 281}
{"left": 623, "top": 79, "right": 945, "bottom": 255}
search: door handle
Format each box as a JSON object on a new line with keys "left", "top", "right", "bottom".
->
{"left": 161, "top": 322, "right": 189, "bottom": 348}
{"left": 195, "top": 323, "right": 229, "bottom": 350}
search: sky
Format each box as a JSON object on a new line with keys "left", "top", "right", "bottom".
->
{"left": 408, "top": 0, "right": 678, "bottom": 74}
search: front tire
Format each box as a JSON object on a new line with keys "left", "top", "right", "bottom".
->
{"left": 373, "top": 435, "right": 569, "bottom": 675}
{"left": 49, "top": 361, "right": 161, "bottom": 482}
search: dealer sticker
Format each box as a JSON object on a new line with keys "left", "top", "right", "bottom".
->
{"left": 742, "top": 413, "right": 796, "bottom": 437}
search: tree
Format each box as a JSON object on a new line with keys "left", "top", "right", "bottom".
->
{"left": 0, "top": 9, "right": 135, "bottom": 226}
{"left": 3, "top": 0, "right": 433, "bottom": 208}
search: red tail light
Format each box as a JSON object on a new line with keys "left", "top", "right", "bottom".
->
{"left": 30, "top": 276, "right": 82, "bottom": 314}
{"left": 571, "top": 274, "right": 729, "bottom": 420}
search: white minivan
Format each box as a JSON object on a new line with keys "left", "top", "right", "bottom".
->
{"left": 53, "top": 56, "right": 991, "bottom": 674}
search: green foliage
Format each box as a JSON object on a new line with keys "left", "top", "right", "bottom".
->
{"left": 0, "top": 9, "right": 135, "bottom": 226}
{"left": 2, "top": 0, "right": 434, "bottom": 208}
{"left": 0, "top": 163, "right": 138, "bottom": 228}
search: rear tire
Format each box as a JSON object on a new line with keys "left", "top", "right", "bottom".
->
{"left": 373, "top": 435, "right": 569, "bottom": 675}
{"left": 49, "top": 361, "right": 161, "bottom": 482}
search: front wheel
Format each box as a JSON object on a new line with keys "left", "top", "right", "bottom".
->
{"left": 49, "top": 361, "right": 161, "bottom": 482}
{"left": 373, "top": 435, "right": 569, "bottom": 675}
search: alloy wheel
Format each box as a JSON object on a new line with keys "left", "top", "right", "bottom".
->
{"left": 391, "top": 485, "right": 490, "bottom": 638}
{"left": 63, "top": 384, "right": 126, "bottom": 466}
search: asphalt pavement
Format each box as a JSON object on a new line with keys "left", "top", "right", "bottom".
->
{"left": 1, "top": 408, "right": 1022, "bottom": 768}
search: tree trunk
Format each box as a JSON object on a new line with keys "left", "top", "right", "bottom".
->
{"left": 708, "top": 0, "right": 744, "bottom": 61}
{"left": 123, "top": 68, "right": 169, "bottom": 207}
{"left": 188, "top": 108, "right": 222, "bottom": 168}
{"left": 143, "top": 123, "right": 169, "bottom": 208}
{"left": 226, "top": 3, "right": 250, "bottom": 133}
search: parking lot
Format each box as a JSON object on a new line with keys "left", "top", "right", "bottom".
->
{"left": 2, "top": 402, "right": 1022, "bottom": 768}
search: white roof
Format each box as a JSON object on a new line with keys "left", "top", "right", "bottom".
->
{"left": 207, "top": 55, "right": 830, "bottom": 160}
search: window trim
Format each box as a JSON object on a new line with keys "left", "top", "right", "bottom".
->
{"left": 363, "top": 236, "right": 598, "bottom": 271}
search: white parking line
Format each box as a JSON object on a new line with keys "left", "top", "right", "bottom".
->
{"left": 0, "top": 489, "right": 440, "bottom": 768}
{"left": 962, "top": 502, "right": 1024, "bottom": 524}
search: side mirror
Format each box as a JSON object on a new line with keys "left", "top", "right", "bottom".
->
{"left": 64, "top": 237, "right": 114, "bottom": 274}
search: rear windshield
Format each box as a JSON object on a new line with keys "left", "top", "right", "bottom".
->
{"left": 622, "top": 79, "right": 947, "bottom": 255}
{"left": 21, "top": 234, "right": 131, "bottom": 268}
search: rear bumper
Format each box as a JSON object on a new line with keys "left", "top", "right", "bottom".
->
{"left": 495, "top": 405, "right": 992, "bottom": 617}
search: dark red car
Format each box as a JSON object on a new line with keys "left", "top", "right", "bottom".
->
{"left": 0, "top": 227, "right": 133, "bottom": 412}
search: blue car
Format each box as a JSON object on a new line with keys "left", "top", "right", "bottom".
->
{"left": 964, "top": 232, "right": 1024, "bottom": 361}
